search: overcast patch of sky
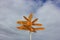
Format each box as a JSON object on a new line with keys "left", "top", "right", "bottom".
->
{"left": 51, "top": 0, "right": 60, "bottom": 7}
{"left": 0, "top": 0, "right": 60, "bottom": 40}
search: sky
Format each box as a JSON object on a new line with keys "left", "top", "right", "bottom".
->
{"left": 0, "top": 0, "right": 60, "bottom": 40}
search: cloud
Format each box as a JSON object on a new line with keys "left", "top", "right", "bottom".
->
{"left": 50, "top": 0, "right": 60, "bottom": 7}
{"left": 0, "top": 0, "right": 60, "bottom": 40}
{"left": 34, "top": 1, "right": 60, "bottom": 40}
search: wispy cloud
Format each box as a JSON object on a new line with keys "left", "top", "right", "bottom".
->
{"left": 0, "top": 0, "right": 60, "bottom": 40}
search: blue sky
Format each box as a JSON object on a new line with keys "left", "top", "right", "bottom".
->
{"left": 33, "top": 0, "right": 47, "bottom": 3}
{"left": 0, "top": 0, "right": 60, "bottom": 40}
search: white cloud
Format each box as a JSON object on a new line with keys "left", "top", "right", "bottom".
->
{"left": 34, "top": 1, "right": 60, "bottom": 40}
{"left": 0, "top": 0, "right": 60, "bottom": 40}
